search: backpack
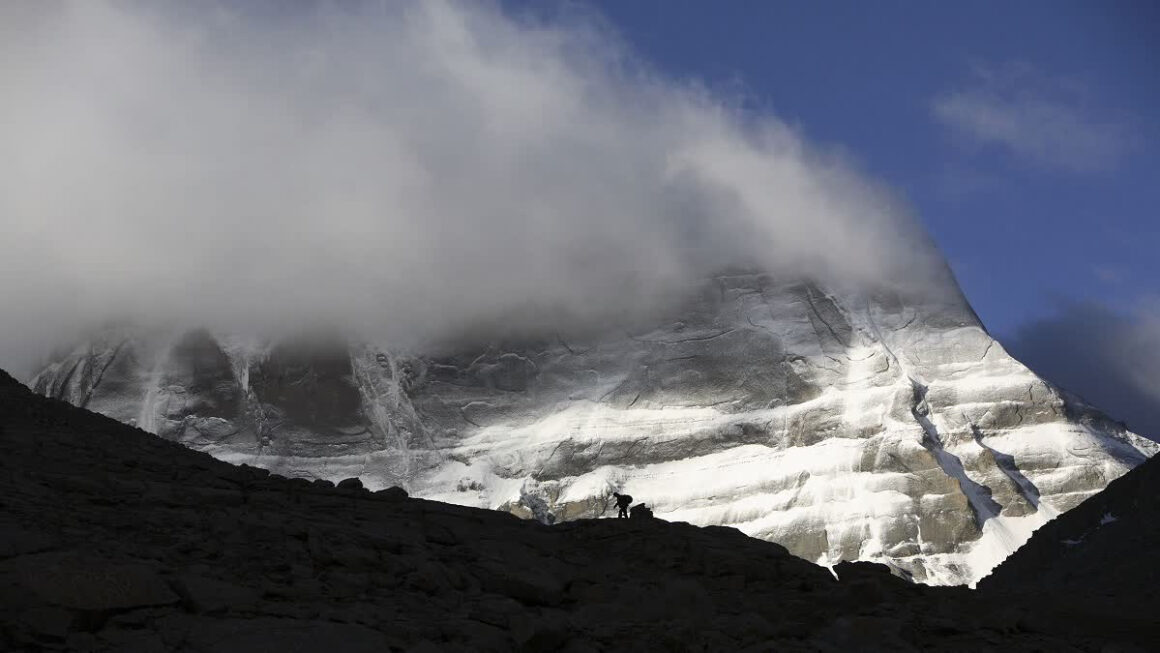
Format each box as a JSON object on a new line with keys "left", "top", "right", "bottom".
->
{"left": 630, "top": 504, "right": 653, "bottom": 519}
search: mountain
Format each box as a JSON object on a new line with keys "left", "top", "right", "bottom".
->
{"left": 29, "top": 272, "right": 1157, "bottom": 585}
{"left": 3, "top": 366, "right": 1157, "bottom": 651}
{"left": 980, "top": 447, "right": 1160, "bottom": 616}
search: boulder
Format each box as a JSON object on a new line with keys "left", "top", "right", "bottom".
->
{"left": 337, "top": 477, "right": 364, "bottom": 491}
{"left": 374, "top": 486, "right": 409, "bottom": 502}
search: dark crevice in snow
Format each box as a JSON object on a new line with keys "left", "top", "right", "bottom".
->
{"left": 978, "top": 339, "right": 995, "bottom": 362}
{"left": 804, "top": 286, "right": 850, "bottom": 348}
{"left": 912, "top": 380, "right": 1000, "bottom": 530}
{"left": 970, "top": 424, "right": 1041, "bottom": 510}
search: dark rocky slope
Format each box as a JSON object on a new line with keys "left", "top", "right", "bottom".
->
{"left": 980, "top": 448, "right": 1160, "bottom": 621}
{"left": 0, "top": 368, "right": 1153, "bottom": 651}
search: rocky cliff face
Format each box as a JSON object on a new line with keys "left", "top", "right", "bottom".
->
{"left": 30, "top": 273, "right": 1157, "bottom": 585}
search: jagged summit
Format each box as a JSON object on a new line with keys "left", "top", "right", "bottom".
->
{"left": 30, "top": 273, "right": 1157, "bottom": 585}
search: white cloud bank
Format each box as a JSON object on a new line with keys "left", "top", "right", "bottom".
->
{"left": 1009, "top": 299, "right": 1160, "bottom": 441}
{"left": 932, "top": 64, "right": 1129, "bottom": 173}
{"left": 0, "top": 1, "right": 939, "bottom": 374}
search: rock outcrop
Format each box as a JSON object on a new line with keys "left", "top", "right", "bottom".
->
{"left": 30, "top": 274, "right": 1157, "bottom": 584}
{"left": 980, "top": 448, "right": 1160, "bottom": 618}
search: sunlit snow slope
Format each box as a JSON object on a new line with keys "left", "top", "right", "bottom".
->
{"left": 31, "top": 273, "right": 1156, "bottom": 585}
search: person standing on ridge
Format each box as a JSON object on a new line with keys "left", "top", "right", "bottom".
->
{"left": 612, "top": 492, "right": 633, "bottom": 519}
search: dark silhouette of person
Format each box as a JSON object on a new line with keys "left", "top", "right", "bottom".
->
{"left": 613, "top": 492, "right": 633, "bottom": 518}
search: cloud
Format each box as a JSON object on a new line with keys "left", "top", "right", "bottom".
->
{"left": 931, "top": 64, "right": 1129, "bottom": 173}
{"left": 0, "top": 1, "right": 940, "bottom": 376}
{"left": 1006, "top": 300, "right": 1160, "bottom": 441}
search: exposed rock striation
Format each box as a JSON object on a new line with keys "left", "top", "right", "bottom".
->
{"left": 30, "top": 274, "right": 1157, "bottom": 584}
{"left": 980, "top": 446, "right": 1160, "bottom": 615}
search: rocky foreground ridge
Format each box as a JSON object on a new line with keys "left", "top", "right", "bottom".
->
{"left": 3, "top": 369, "right": 1159, "bottom": 651}
{"left": 30, "top": 273, "right": 1158, "bottom": 585}
{"left": 981, "top": 429, "right": 1160, "bottom": 607}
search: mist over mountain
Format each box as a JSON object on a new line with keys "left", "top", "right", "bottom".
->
{"left": 1007, "top": 301, "right": 1160, "bottom": 442}
{"left": 8, "top": 1, "right": 1158, "bottom": 591}
{"left": 0, "top": 0, "right": 942, "bottom": 377}
{"left": 6, "top": 4, "right": 1160, "bottom": 651}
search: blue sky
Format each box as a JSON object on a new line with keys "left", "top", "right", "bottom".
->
{"left": 563, "top": 0, "right": 1159, "bottom": 338}
{"left": 499, "top": 0, "right": 1160, "bottom": 436}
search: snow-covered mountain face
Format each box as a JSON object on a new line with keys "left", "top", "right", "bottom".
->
{"left": 31, "top": 273, "right": 1156, "bottom": 585}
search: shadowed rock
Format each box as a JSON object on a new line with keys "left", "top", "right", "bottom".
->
{"left": 980, "top": 453, "right": 1160, "bottom": 623}
{"left": 1, "top": 367, "right": 1157, "bottom": 651}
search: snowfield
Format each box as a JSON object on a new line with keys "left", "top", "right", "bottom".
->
{"left": 32, "top": 274, "right": 1157, "bottom": 585}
